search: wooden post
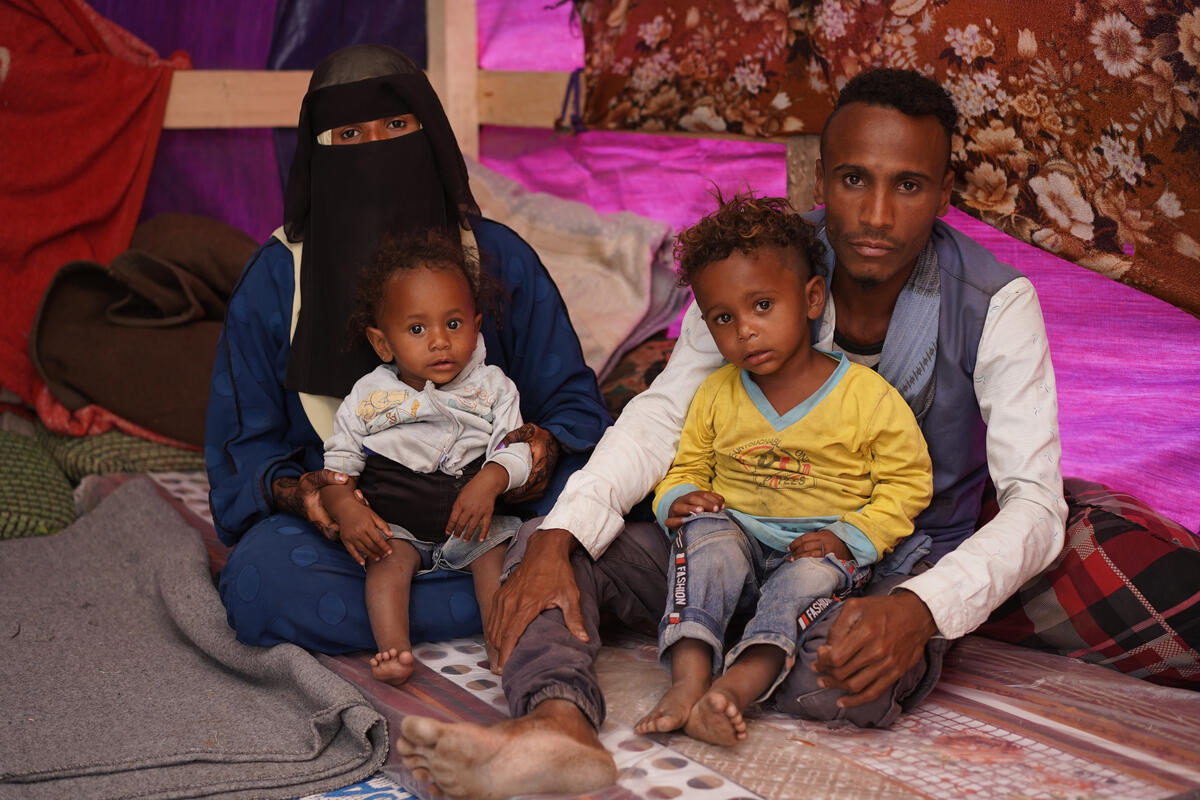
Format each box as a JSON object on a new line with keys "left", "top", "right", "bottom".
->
{"left": 427, "top": 0, "right": 479, "bottom": 159}
{"left": 786, "top": 135, "right": 820, "bottom": 212}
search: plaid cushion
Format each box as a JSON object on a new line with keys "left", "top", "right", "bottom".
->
{"left": 979, "top": 478, "right": 1200, "bottom": 689}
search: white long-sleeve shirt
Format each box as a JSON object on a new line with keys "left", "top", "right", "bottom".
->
{"left": 540, "top": 276, "right": 1066, "bottom": 640}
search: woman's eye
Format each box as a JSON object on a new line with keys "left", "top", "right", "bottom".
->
{"left": 338, "top": 127, "right": 360, "bottom": 140}
{"left": 409, "top": 324, "right": 424, "bottom": 335}
{"left": 386, "top": 118, "right": 406, "bottom": 130}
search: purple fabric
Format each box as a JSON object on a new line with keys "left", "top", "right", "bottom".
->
{"left": 88, "top": 0, "right": 282, "bottom": 241}
{"left": 478, "top": 0, "right": 581, "bottom": 70}
{"left": 943, "top": 208, "right": 1200, "bottom": 534}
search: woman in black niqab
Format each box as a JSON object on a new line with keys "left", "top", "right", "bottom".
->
{"left": 283, "top": 44, "right": 481, "bottom": 398}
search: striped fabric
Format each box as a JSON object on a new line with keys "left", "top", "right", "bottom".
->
{"left": 980, "top": 478, "right": 1200, "bottom": 688}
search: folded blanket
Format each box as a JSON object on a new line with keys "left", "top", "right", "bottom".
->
{"left": 0, "top": 478, "right": 387, "bottom": 800}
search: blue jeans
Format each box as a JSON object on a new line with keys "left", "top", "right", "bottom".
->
{"left": 386, "top": 515, "right": 519, "bottom": 573}
{"left": 659, "top": 512, "right": 853, "bottom": 699}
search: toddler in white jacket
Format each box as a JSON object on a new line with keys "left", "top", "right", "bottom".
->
{"left": 321, "top": 229, "right": 532, "bottom": 685}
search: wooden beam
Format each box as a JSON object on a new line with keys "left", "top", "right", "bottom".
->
{"left": 162, "top": 70, "right": 310, "bottom": 129}
{"left": 427, "top": 0, "right": 479, "bottom": 158}
{"left": 786, "top": 135, "right": 820, "bottom": 212}
{"left": 478, "top": 71, "right": 573, "bottom": 128}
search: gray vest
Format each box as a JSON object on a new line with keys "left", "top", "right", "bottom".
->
{"left": 809, "top": 212, "right": 1021, "bottom": 561}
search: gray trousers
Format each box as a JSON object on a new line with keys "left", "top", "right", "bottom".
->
{"left": 500, "top": 518, "right": 949, "bottom": 729}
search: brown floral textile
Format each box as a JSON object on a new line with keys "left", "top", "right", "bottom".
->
{"left": 579, "top": 1, "right": 1200, "bottom": 315}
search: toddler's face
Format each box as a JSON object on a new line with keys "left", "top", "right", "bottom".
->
{"left": 692, "top": 246, "right": 824, "bottom": 379}
{"left": 365, "top": 265, "right": 481, "bottom": 391}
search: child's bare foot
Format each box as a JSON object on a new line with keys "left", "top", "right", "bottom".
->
{"left": 370, "top": 647, "right": 415, "bottom": 685}
{"left": 684, "top": 687, "right": 748, "bottom": 746}
{"left": 634, "top": 681, "right": 708, "bottom": 734}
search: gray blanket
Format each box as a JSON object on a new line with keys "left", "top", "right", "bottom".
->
{"left": 0, "top": 479, "right": 387, "bottom": 800}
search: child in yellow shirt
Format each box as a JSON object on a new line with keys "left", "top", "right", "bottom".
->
{"left": 635, "top": 193, "right": 932, "bottom": 746}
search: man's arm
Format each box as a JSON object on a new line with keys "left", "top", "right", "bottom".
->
{"left": 816, "top": 278, "right": 1066, "bottom": 705}
{"left": 487, "top": 303, "right": 724, "bottom": 667}
{"left": 900, "top": 277, "right": 1067, "bottom": 638}
{"left": 539, "top": 302, "right": 726, "bottom": 557}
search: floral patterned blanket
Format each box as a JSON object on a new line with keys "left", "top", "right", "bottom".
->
{"left": 577, "top": 0, "right": 1200, "bottom": 315}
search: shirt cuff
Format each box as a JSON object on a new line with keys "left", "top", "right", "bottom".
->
{"left": 539, "top": 494, "right": 636, "bottom": 560}
{"left": 826, "top": 521, "right": 878, "bottom": 566}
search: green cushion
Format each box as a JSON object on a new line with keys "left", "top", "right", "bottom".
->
{"left": 34, "top": 425, "right": 204, "bottom": 483}
{"left": 0, "top": 431, "right": 76, "bottom": 539}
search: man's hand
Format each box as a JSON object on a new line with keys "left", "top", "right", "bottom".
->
{"left": 788, "top": 529, "right": 851, "bottom": 561}
{"left": 665, "top": 490, "right": 725, "bottom": 529}
{"left": 813, "top": 589, "right": 938, "bottom": 708}
{"left": 272, "top": 470, "right": 350, "bottom": 540}
{"left": 499, "top": 424, "right": 560, "bottom": 504}
{"left": 447, "top": 463, "right": 509, "bottom": 540}
{"left": 486, "top": 527, "right": 584, "bottom": 672}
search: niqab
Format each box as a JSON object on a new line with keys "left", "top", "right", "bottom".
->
{"left": 283, "top": 45, "right": 480, "bottom": 398}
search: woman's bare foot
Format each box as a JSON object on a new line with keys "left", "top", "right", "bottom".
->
{"left": 397, "top": 700, "right": 616, "bottom": 800}
{"left": 634, "top": 681, "right": 708, "bottom": 734}
{"left": 369, "top": 647, "right": 415, "bottom": 686}
{"left": 684, "top": 687, "right": 748, "bottom": 746}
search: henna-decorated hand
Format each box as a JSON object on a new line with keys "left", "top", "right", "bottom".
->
{"left": 499, "top": 423, "right": 560, "bottom": 504}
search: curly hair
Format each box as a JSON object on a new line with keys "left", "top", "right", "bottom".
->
{"left": 820, "top": 68, "right": 957, "bottom": 166}
{"left": 346, "top": 228, "right": 487, "bottom": 346}
{"left": 674, "top": 191, "right": 827, "bottom": 287}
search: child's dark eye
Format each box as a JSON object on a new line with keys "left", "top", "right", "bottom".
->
{"left": 409, "top": 324, "right": 425, "bottom": 335}
{"left": 447, "top": 319, "right": 461, "bottom": 330}
{"left": 714, "top": 313, "right": 732, "bottom": 325}
{"left": 755, "top": 299, "right": 772, "bottom": 312}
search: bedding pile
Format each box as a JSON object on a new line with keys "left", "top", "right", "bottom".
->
{"left": 0, "top": 478, "right": 387, "bottom": 800}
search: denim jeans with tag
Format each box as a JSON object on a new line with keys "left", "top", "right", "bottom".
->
{"left": 658, "top": 511, "right": 854, "bottom": 701}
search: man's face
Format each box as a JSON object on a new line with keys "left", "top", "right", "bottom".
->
{"left": 815, "top": 103, "right": 954, "bottom": 291}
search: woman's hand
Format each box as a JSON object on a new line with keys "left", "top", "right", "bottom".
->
{"left": 499, "top": 423, "right": 561, "bottom": 504}
{"left": 271, "top": 470, "right": 351, "bottom": 540}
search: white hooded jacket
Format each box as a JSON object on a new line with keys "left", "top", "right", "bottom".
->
{"left": 324, "top": 335, "right": 532, "bottom": 491}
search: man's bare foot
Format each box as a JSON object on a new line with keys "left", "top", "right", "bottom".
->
{"left": 634, "top": 681, "right": 707, "bottom": 734}
{"left": 396, "top": 701, "right": 617, "bottom": 800}
{"left": 684, "top": 687, "right": 748, "bottom": 746}
{"left": 484, "top": 642, "right": 501, "bottom": 675}
{"left": 369, "top": 647, "right": 414, "bottom": 686}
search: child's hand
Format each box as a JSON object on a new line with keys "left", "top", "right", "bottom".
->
{"left": 665, "top": 491, "right": 726, "bottom": 529}
{"left": 788, "top": 529, "right": 852, "bottom": 562}
{"left": 335, "top": 503, "right": 394, "bottom": 566}
{"left": 447, "top": 463, "right": 509, "bottom": 541}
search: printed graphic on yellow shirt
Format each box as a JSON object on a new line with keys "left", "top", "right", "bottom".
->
{"left": 731, "top": 438, "right": 814, "bottom": 490}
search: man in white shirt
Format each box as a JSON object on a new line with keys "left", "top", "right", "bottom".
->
{"left": 396, "top": 68, "right": 1067, "bottom": 800}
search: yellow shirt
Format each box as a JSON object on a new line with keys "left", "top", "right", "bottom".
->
{"left": 653, "top": 353, "right": 932, "bottom": 563}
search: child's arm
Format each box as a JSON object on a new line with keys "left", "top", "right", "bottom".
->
{"left": 663, "top": 490, "right": 726, "bottom": 530}
{"left": 833, "top": 387, "right": 934, "bottom": 564}
{"left": 652, "top": 373, "right": 720, "bottom": 530}
{"left": 320, "top": 479, "right": 393, "bottom": 566}
{"left": 446, "top": 463, "right": 511, "bottom": 541}
{"left": 787, "top": 529, "right": 852, "bottom": 562}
